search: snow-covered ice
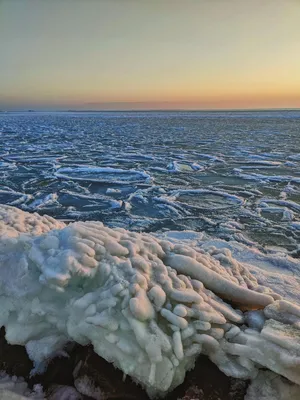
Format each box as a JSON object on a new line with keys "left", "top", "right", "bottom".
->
{"left": 0, "top": 206, "right": 300, "bottom": 397}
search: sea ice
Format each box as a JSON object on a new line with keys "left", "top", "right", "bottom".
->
{"left": 55, "top": 166, "right": 151, "bottom": 184}
{"left": 0, "top": 205, "right": 300, "bottom": 397}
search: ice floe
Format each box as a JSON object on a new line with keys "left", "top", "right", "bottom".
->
{"left": 167, "top": 161, "right": 204, "bottom": 173}
{"left": 288, "top": 154, "right": 300, "bottom": 161}
{"left": 55, "top": 166, "right": 151, "bottom": 184}
{"left": 2, "top": 155, "right": 66, "bottom": 164}
{"left": 158, "top": 189, "right": 245, "bottom": 212}
{"left": 234, "top": 170, "right": 300, "bottom": 184}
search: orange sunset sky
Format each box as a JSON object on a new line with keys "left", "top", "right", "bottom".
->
{"left": 1, "top": 0, "right": 300, "bottom": 110}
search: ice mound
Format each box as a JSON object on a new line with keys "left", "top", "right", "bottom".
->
{"left": 0, "top": 205, "right": 65, "bottom": 238}
{"left": 0, "top": 206, "right": 300, "bottom": 397}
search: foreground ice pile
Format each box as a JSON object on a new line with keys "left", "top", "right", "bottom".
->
{"left": 0, "top": 205, "right": 300, "bottom": 397}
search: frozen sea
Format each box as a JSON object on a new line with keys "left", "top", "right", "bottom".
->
{"left": 1, "top": 110, "right": 300, "bottom": 257}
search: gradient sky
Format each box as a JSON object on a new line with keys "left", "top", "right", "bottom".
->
{"left": 1, "top": 0, "right": 300, "bottom": 110}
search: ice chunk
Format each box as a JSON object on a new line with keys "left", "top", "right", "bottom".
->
{"left": 0, "top": 372, "right": 44, "bottom": 399}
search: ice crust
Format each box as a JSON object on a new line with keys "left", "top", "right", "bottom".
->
{"left": 0, "top": 205, "right": 300, "bottom": 397}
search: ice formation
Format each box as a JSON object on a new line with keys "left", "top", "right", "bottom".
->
{"left": 0, "top": 372, "right": 44, "bottom": 399}
{"left": 0, "top": 205, "right": 300, "bottom": 397}
{"left": 245, "top": 370, "right": 300, "bottom": 400}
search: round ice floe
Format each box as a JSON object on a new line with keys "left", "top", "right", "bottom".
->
{"left": 58, "top": 190, "right": 122, "bottom": 212}
{"left": 234, "top": 169, "right": 300, "bottom": 184}
{"left": 236, "top": 160, "right": 282, "bottom": 169}
{"left": 3, "top": 155, "right": 66, "bottom": 164}
{"left": 128, "top": 190, "right": 184, "bottom": 219}
{"left": 55, "top": 166, "right": 151, "bottom": 184}
{"left": 161, "top": 189, "right": 244, "bottom": 211}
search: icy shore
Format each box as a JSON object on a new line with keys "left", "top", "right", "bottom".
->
{"left": 0, "top": 205, "right": 299, "bottom": 398}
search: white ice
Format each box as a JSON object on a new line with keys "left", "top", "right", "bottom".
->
{"left": 54, "top": 166, "right": 151, "bottom": 184}
{"left": 0, "top": 205, "right": 300, "bottom": 397}
{"left": 0, "top": 372, "right": 44, "bottom": 399}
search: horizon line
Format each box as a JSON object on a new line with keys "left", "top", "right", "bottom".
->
{"left": 1, "top": 107, "right": 300, "bottom": 113}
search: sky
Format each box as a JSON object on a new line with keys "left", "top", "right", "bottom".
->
{"left": 0, "top": 0, "right": 300, "bottom": 110}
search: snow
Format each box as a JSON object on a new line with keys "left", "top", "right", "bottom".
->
{"left": 0, "top": 205, "right": 300, "bottom": 397}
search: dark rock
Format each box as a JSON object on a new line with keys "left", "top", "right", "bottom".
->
{"left": 72, "top": 346, "right": 149, "bottom": 400}
{"left": 47, "top": 384, "right": 83, "bottom": 400}
{"left": 71, "top": 348, "right": 248, "bottom": 400}
{"left": 165, "top": 355, "right": 248, "bottom": 400}
{"left": 0, "top": 327, "right": 33, "bottom": 379}
{"left": 0, "top": 328, "right": 248, "bottom": 400}
{"left": 176, "top": 385, "right": 204, "bottom": 400}
{"left": 29, "top": 344, "right": 77, "bottom": 390}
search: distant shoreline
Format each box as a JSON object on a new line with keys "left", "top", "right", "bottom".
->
{"left": 1, "top": 108, "right": 300, "bottom": 113}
